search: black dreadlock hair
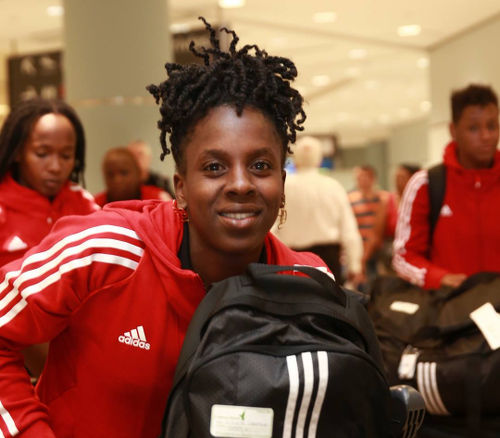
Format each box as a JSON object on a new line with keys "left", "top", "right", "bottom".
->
{"left": 0, "top": 97, "right": 86, "bottom": 185}
{"left": 147, "top": 17, "right": 306, "bottom": 171}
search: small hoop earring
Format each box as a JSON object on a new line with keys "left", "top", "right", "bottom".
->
{"left": 172, "top": 199, "right": 189, "bottom": 222}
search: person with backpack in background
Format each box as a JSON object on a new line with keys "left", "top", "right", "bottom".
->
{"left": 393, "top": 84, "right": 500, "bottom": 289}
{"left": 0, "top": 18, "right": 333, "bottom": 438}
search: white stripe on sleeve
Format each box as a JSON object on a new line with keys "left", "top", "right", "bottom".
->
{"left": 0, "top": 225, "right": 141, "bottom": 294}
{"left": 0, "top": 254, "right": 139, "bottom": 328}
{"left": 0, "top": 238, "right": 143, "bottom": 312}
{"left": 0, "top": 400, "right": 19, "bottom": 437}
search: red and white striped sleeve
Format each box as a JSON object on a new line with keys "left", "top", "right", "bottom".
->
{"left": 392, "top": 170, "right": 448, "bottom": 290}
{"left": 0, "top": 212, "right": 145, "bottom": 436}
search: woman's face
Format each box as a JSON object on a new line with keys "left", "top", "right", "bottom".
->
{"left": 16, "top": 113, "right": 76, "bottom": 198}
{"left": 175, "top": 105, "right": 285, "bottom": 262}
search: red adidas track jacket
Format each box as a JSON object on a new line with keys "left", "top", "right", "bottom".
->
{"left": 393, "top": 141, "right": 500, "bottom": 289}
{"left": 0, "top": 200, "right": 326, "bottom": 437}
{"left": 0, "top": 173, "right": 100, "bottom": 267}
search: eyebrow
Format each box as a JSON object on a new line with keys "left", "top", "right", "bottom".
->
{"left": 199, "top": 147, "right": 277, "bottom": 160}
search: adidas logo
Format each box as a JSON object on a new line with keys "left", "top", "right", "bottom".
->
{"left": 118, "top": 325, "right": 151, "bottom": 350}
{"left": 440, "top": 204, "right": 453, "bottom": 217}
{"left": 6, "top": 235, "right": 28, "bottom": 252}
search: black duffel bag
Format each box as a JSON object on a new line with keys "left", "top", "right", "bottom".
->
{"left": 368, "top": 272, "right": 500, "bottom": 417}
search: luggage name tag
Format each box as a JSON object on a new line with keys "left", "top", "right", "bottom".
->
{"left": 398, "top": 346, "right": 420, "bottom": 380}
{"left": 390, "top": 300, "right": 419, "bottom": 314}
{"left": 210, "top": 404, "right": 273, "bottom": 438}
{"left": 470, "top": 302, "right": 500, "bottom": 350}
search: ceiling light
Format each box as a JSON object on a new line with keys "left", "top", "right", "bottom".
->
{"left": 218, "top": 0, "right": 245, "bottom": 8}
{"left": 348, "top": 48, "right": 367, "bottom": 60}
{"left": 420, "top": 101, "right": 432, "bottom": 112}
{"left": 417, "top": 57, "right": 429, "bottom": 69}
{"left": 312, "top": 75, "right": 331, "bottom": 87}
{"left": 313, "top": 11, "right": 337, "bottom": 23}
{"left": 47, "top": 5, "right": 64, "bottom": 17}
{"left": 398, "top": 24, "right": 421, "bottom": 37}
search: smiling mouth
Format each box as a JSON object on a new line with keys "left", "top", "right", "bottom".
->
{"left": 220, "top": 212, "right": 258, "bottom": 220}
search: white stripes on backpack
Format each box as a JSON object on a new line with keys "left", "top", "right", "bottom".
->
{"left": 0, "top": 225, "right": 143, "bottom": 328}
{"left": 283, "top": 351, "right": 329, "bottom": 438}
{"left": 416, "top": 362, "right": 450, "bottom": 415}
{"left": 0, "top": 400, "right": 19, "bottom": 438}
{"left": 392, "top": 170, "right": 428, "bottom": 286}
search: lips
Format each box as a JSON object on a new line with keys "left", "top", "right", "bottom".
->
{"left": 43, "top": 179, "right": 64, "bottom": 194}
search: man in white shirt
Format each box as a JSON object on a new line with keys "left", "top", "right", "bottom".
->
{"left": 273, "top": 136, "right": 364, "bottom": 286}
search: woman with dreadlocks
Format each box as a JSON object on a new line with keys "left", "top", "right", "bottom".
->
{"left": 0, "top": 98, "right": 99, "bottom": 267}
{"left": 0, "top": 19, "right": 327, "bottom": 437}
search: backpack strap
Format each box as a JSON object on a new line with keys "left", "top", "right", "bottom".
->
{"left": 427, "top": 163, "right": 446, "bottom": 242}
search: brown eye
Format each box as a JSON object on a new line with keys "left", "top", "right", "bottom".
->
{"left": 253, "top": 161, "right": 271, "bottom": 171}
{"left": 204, "top": 162, "right": 222, "bottom": 172}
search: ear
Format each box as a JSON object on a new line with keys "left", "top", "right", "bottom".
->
{"left": 449, "top": 122, "right": 456, "bottom": 141}
{"left": 281, "top": 169, "right": 286, "bottom": 186}
{"left": 173, "top": 172, "right": 187, "bottom": 209}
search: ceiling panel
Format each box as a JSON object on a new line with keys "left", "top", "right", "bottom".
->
{"left": 1, "top": 0, "right": 499, "bottom": 144}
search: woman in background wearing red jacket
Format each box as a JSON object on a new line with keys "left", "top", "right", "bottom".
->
{"left": 0, "top": 98, "right": 99, "bottom": 267}
{"left": 0, "top": 98, "right": 99, "bottom": 378}
{"left": 0, "top": 19, "right": 329, "bottom": 437}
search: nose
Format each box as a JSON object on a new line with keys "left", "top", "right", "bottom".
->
{"left": 47, "top": 154, "right": 63, "bottom": 175}
{"left": 226, "top": 165, "right": 256, "bottom": 197}
{"left": 480, "top": 125, "right": 496, "bottom": 141}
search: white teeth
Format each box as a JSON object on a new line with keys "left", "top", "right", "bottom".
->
{"left": 221, "top": 212, "right": 256, "bottom": 219}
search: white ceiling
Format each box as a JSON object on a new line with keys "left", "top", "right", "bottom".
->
{"left": 1, "top": 0, "right": 500, "bottom": 145}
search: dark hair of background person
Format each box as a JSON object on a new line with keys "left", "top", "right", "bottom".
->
{"left": 147, "top": 17, "right": 306, "bottom": 172}
{"left": 358, "top": 164, "right": 377, "bottom": 177}
{"left": 0, "top": 97, "right": 86, "bottom": 185}
{"left": 399, "top": 163, "right": 421, "bottom": 176}
{"left": 451, "top": 84, "right": 498, "bottom": 123}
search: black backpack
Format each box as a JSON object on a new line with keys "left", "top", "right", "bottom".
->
{"left": 161, "top": 263, "right": 391, "bottom": 437}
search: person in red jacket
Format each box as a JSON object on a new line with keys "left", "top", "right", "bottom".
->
{"left": 0, "top": 98, "right": 99, "bottom": 268}
{"left": 94, "top": 146, "right": 171, "bottom": 207}
{"left": 0, "top": 19, "right": 329, "bottom": 438}
{"left": 393, "top": 84, "right": 500, "bottom": 289}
